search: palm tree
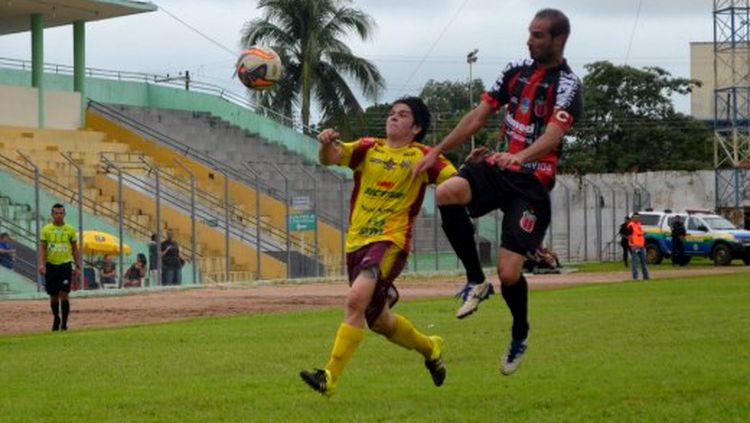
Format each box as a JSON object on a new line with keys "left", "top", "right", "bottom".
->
{"left": 240, "top": 0, "right": 385, "bottom": 133}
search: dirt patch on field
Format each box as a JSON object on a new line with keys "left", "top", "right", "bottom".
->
{"left": 1, "top": 267, "right": 745, "bottom": 335}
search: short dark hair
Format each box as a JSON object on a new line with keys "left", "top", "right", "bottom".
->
{"left": 51, "top": 203, "right": 65, "bottom": 212}
{"left": 392, "top": 96, "right": 431, "bottom": 141}
{"left": 535, "top": 8, "right": 570, "bottom": 39}
{"left": 0, "top": 232, "right": 8, "bottom": 237}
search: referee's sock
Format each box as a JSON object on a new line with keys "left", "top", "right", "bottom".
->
{"left": 50, "top": 299, "right": 60, "bottom": 331}
{"left": 61, "top": 300, "right": 70, "bottom": 329}
{"left": 439, "top": 205, "right": 485, "bottom": 283}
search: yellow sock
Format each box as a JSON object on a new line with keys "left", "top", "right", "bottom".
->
{"left": 386, "top": 314, "right": 434, "bottom": 359}
{"left": 324, "top": 323, "right": 365, "bottom": 383}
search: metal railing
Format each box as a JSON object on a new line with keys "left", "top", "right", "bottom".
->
{"left": 88, "top": 101, "right": 341, "bottom": 226}
{"left": 0, "top": 56, "right": 313, "bottom": 133}
{"left": 98, "top": 153, "right": 290, "bottom": 254}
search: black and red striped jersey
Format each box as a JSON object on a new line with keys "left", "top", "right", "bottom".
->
{"left": 482, "top": 58, "right": 583, "bottom": 188}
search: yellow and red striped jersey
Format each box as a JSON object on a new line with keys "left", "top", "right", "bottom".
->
{"left": 338, "top": 137, "right": 456, "bottom": 253}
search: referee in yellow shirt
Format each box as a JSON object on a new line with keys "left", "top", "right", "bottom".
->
{"left": 38, "top": 203, "right": 81, "bottom": 331}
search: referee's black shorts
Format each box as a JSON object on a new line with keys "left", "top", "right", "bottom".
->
{"left": 44, "top": 262, "right": 73, "bottom": 296}
{"left": 458, "top": 161, "right": 551, "bottom": 257}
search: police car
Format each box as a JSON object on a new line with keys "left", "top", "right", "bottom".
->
{"left": 638, "top": 209, "right": 750, "bottom": 266}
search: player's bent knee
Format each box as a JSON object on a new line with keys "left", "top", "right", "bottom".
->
{"left": 344, "top": 295, "right": 367, "bottom": 317}
{"left": 498, "top": 268, "right": 521, "bottom": 286}
{"left": 436, "top": 178, "right": 471, "bottom": 206}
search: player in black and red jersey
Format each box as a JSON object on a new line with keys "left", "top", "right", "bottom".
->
{"left": 414, "top": 8, "right": 583, "bottom": 376}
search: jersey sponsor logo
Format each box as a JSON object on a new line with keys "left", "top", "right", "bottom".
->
{"left": 504, "top": 114, "right": 535, "bottom": 135}
{"left": 400, "top": 160, "right": 411, "bottom": 169}
{"left": 369, "top": 157, "right": 397, "bottom": 170}
{"left": 519, "top": 210, "right": 537, "bottom": 233}
{"left": 360, "top": 204, "right": 396, "bottom": 214}
{"left": 376, "top": 180, "right": 395, "bottom": 189}
{"left": 364, "top": 187, "right": 405, "bottom": 199}
{"left": 555, "top": 71, "right": 581, "bottom": 109}
{"left": 522, "top": 161, "right": 552, "bottom": 172}
{"left": 358, "top": 217, "right": 386, "bottom": 236}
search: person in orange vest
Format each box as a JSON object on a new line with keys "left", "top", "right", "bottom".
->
{"left": 627, "top": 213, "right": 650, "bottom": 280}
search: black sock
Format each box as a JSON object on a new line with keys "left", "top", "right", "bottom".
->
{"left": 50, "top": 300, "right": 60, "bottom": 319}
{"left": 61, "top": 300, "right": 70, "bottom": 327}
{"left": 501, "top": 275, "right": 529, "bottom": 340}
{"left": 439, "top": 205, "right": 485, "bottom": 283}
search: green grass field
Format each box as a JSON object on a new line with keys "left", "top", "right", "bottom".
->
{"left": 571, "top": 257, "right": 747, "bottom": 273}
{"left": 2, "top": 272, "right": 749, "bottom": 422}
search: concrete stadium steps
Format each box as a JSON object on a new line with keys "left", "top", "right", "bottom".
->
{"left": 87, "top": 108, "right": 343, "bottom": 277}
{"left": 0, "top": 127, "right": 129, "bottom": 185}
{"left": 94, "top": 104, "right": 459, "bottom": 268}
{"left": 0, "top": 126, "right": 259, "bottom": 282}
{"left": 85, "top": 113, "right": 308, "bottom": 277}
{"left": 110, "top": 105, "right": 348, "bottom": 221}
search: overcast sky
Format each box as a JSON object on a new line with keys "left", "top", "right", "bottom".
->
{"left": 0, "top": 0, "right": 714, "bottom": 119}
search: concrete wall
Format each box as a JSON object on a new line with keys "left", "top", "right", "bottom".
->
{"left": 690, "top": 41, "right": 750, "bottom": 122}
{"left": 690, "top": 42, "right": 713, "bottom": 121}
{"left": 550, "top": 170, "right": 715, "bottom": 262}
{"left": 0, "top": 85, "right": 81, "bottom": 129}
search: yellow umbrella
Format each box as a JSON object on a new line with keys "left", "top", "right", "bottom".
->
{"left": 82, "top": 230, "right": 132, "bottom": 255}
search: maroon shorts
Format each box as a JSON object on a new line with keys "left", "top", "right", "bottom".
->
{"left": 346, "top": 242, "right": 408, "bottom": 326}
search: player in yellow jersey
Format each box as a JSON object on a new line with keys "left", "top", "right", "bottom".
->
{"left": 300, "top": 97, "right": 456, "bottom": 397}
{"left": 39, "top": 204, "right": 81, "bottom": 331}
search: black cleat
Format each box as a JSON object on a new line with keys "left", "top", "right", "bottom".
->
{"left": 299, "top": 368, "right": 336, "bottom": 398}
{"left": 424, "top": 336, "right": 446, "bottom": 387}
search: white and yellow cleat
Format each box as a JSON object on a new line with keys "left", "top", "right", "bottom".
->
{"left": 455, "top": 281, "right": 494, "bottom": 319}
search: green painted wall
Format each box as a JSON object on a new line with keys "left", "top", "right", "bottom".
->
{"left": 0, "top": 170, "right": 196, "bottom": 284}
{"left": 0, "top": 266, "right": 37, "bottom": 297}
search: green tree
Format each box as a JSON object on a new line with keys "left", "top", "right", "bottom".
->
{"left": 316, "top": 102, "right": 390, "bottom": 140}
{"left": 320, "top": 78, "right": 501, "bottom": 166}
{"left": 562, "top": 61, "right": 712, "bottom": 174}
{"left": 419, "top": 78, "right": 498, "bottom": 164}
{"left": 240, "top": 0, "right": 384, "bottom": 133}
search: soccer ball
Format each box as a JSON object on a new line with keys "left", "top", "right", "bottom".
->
{"left": 236, "top": 46, "right": 283, "bottom": 90}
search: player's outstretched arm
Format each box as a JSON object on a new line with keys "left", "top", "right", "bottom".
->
{"left": 317, "top": 128, "right": 342, "bottom": 165}
{"left": 412, "top": 102, "right": 494, "bottom": 178}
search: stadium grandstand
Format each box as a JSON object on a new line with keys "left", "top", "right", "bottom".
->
{"left": 0, "top": 1, "right": 479, "bottom": 299}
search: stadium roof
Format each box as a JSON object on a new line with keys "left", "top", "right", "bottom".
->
{"left": 0, "top": 0, "right": 157, "bottom": 35}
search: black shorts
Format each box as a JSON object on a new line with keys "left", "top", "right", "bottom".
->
{"left": 44, "top": 262, "right": 73, "bottom": 296}
{"left": 458, "top": 162, "right": 551, "bottom": 256}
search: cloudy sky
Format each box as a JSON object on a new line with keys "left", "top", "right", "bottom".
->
{"left": 0, "top": 0, "right": 713, "bottom": 118}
